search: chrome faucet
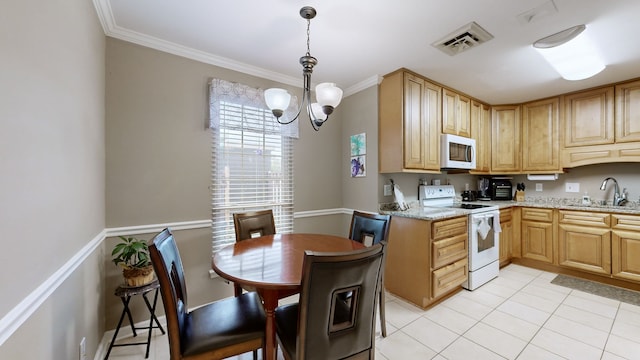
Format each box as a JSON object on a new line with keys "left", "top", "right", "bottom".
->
{"left": 600, "top": 177, "right": 627, "bottom": 206}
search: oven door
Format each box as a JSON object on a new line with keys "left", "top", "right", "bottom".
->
{"left": 469, "top": 211, "right": 499, "bottom": 271}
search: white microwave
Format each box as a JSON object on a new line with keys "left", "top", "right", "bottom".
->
{"left": 441, "top": 134, "right": 476, "bottom": 169}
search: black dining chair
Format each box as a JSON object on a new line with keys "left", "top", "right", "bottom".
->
{"left": 232, "top": 209, "right": 276, "bottom": 296}
{"left": 148, "top": 228, "right": 266, "bottom": 360}
{"left": 348, "top": 210, "right": 392, "bottom": 337}
{"left": 274, "top": 244, "right": 385, "bottom": 360}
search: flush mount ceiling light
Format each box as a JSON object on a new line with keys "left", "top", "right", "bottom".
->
{"left": 264, "top": 6, "right": 343, "bottom": 131}
{"left": 533, "top": 24, "right": 606, "bottom": 81}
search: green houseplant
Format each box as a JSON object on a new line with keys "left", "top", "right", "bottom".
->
{"left": 112, "top": 236, "right": 154, "bottom": 286}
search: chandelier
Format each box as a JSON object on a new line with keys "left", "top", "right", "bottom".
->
{"left": 264, "top": 6, "right": 343, "bottom": 131}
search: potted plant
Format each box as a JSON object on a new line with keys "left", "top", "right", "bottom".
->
{"left": 112, "top": 235, "right": 154, "bottom": 286}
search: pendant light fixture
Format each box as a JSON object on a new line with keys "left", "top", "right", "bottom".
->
{"left": 533, "top": 24, "right": 606, "bottom": 81}
{"left": 264, "top": 6, "right": 343, "bottom": 131}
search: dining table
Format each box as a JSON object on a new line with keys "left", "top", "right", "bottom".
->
{"left": 211, "top": 233, "right": 366, "bottom": 360}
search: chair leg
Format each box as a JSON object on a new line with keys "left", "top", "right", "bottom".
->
{"left": 378, "top": 288, "right": 387, "bottom": 337}
{"left": 234, "top": 283, "right": 243, "bottom": 297}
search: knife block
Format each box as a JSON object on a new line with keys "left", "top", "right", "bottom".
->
{"left": 515, "top": 190, "right": 525, "bottom": 202}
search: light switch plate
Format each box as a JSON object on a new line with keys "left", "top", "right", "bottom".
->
{"left": 383, "top": 184, "right": 392, "bottom": 196}
{"left": 566, "top": 182, "right": 580, "bottom": 193}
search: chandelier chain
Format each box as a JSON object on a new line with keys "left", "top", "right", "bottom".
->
{"left": 306, "top": 19, "right": 311, "bottom": 56}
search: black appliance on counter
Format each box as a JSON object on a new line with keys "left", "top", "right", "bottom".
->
{"left": 461, "top": 190, "right": 476, "bottom": 201}
{"left": 490, "top": 178, "right": 513, "bottom": 200}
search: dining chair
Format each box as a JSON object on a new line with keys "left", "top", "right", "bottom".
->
{"left": 348, "top": 210, "right": 392, "bottom": 337}
{"left": 148, "top": 228, "right": 266, "bottom": 360}
{"left": 232, "top": 209, "right": 276, "bottom": 296}
{"left": 274, "top": 244, "right": 385, "bottom": 360}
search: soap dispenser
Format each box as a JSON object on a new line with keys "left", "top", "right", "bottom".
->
{"left": 582, "top": 191, "right": 591, "bottom": 206}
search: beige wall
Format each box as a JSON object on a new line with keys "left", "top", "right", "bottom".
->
{"left": 104, "top": 37, "right": 347, "bottom": 328}
{"left": 0, "top": 0, "right": 105, "bottom": 359}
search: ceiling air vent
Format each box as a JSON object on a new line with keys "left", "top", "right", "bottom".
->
{"left": 432, "top": 22, "right": 494, "bottom": 56}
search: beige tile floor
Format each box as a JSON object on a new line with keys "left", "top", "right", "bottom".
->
{"left": 105, "top": 264, "right": 640, "bottom": 360}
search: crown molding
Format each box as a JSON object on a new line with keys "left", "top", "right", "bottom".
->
{"left": 92, "top": 0, "right": 381, "bottom": 96}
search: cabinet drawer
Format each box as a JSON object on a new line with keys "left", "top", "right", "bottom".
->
{"left": 521, "top": 207, "right": 553, "bottom": 222}
{"left": 559, "top": 210, "right": 610, "bottom": 228}
{"left": 432, "top": 216, "right": 468, "bottom": 240}
{"left": 612, "top": 214, "right": 640, "bottom": 231}
{"left": 499, "top": 209, "right": 512, "bottom": 223}
{"left": 432, "top": 258, "right": 468, "bottom": 299}
{"left": 432, "top": 233, "right": 468, "bottom": 269}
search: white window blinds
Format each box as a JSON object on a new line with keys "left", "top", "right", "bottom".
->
{"left": 210, "top": 79, "right": 295, "bottom": 253}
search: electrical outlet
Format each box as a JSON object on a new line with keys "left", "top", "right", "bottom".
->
{"left": 79, "top": 337, "right": 87, "bottom": 360}
{"left": 536, "top": 183, "right": 543, "bottom": 192}
{"left": 565, "top": 182, "right": 580, "bottom": 193}
{"left": 383, "top": 184, "right": 392, "bottom": 196}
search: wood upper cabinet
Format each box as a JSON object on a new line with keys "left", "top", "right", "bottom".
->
{"left": 521, "top": 97, "right": 561, "bottom": 173}
{"left": 611, "top": 214, "right": 640, "bottom": 283}
{"left": 615, "top": 79, "right": 640, "bottom": 143}
{"left": 491, "top": 105, "right": 521, "bottom": 173}
{"left": 442, "top": 88, "right": 471, "bottom": 138}
{"left": 521, "top": 208, "right": 554, "bottom": 263}
{"left": 379, "top": 69, "right": 442, "bottom": 173}
{"left": 558, "top": 210, "right": 611, "bottom": 275}
{"left": 564, "top": 86, "right": 614, "bottom": 147}
{"left": 470, "top": 100, "right": 491, "bottom": 173}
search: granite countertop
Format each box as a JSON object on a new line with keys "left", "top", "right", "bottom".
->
{"left": 380, "top": 198, "right": 640, "bottom": 220}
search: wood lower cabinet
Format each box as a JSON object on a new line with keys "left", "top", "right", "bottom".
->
{"left": 612, "top": 214, "right": 640, "bottom": 282}
{"left": 499, "top": 208, "right": 513, "bottom": 267}
{"left": 521, "top": 208, "right": 554, "bottom": 263}
{"left": 385, "top": 215, "right": 467, "bottom": 309}
{"left": 557, "top": 210, "right": 611, "bottom": 275}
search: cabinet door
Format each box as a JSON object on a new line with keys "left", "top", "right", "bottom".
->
{"left": 457, "top": 94, "right": 471, "bottom": 138}
{"left": 432, "top": 258, "right": 468, "bottom": 299}
{"left": 491, "top": 105, "right": 521, "bottom": 173}
{"left": 403, "top": 74, "right": 426, "bottom": 169}
{"left": 612, "top": 230, "right": 640, "bottom": 283}
{"left": 615, "top": 79, "right": 640, "bottom": 143}
{"left": 442, "top": 88, "right": 458, "bottom": 136}
{"left": 471, "top": 100, "right": 491, "bottom": 173}
{"left": 564, "top": 86, "right": 614, "bottom": 147}
{"left": 521, "top": 220, "right": 553, "bottom": 263}
{"left": 558, "top": 224, "right": 611, "bottom": 275}
{"left": 499, "top": 209, "right": 512, "bottom": 267}
{"left": 423, "top": 81, "right": 442, "bottom": 170}
{"left": 522, "top": 97, "right": 560, "bottom": 172}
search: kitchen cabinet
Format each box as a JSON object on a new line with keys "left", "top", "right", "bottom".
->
{"left": 563, "top": 86, "right": 614, "bottom": 147}
{"left": 521, "top": 97, "right": 561, "bottom": 173}
{"left": 470, "top": 100, "right": 491, "bottom": 174}
{"left": 442, "top": 88, "right": 471, "bottom": 138}
{"left": 379, "top": 69, "right": 441, "bottom": 173}
{"left": 612, "top": 214, "right": 640, "bottom": 283}
{"left": 385, "top": 215, "right": 467, "bottom": 309}
{"left": 498, "top": 208, "right": 513, "bottom": 267}
{"left": 615, "top": 79, "right": 640, "bottom": 143}
{"left": 521, "top": 208, "right": 554, "bottom": 263}
{"left": 558, "top": 210, "right": 611, "bottom": 275}
{"left": 491, "top": 105, "right": 521, "bottom": 173}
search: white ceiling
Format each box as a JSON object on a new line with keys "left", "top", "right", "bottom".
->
{"left": 96, "top": 0, "right": 640, "bottom": 104}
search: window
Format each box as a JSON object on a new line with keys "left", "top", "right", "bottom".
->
{"left": 209, "top": 79, "right": 296, "bottom": 252}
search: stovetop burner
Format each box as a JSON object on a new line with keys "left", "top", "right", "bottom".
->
{"left": 454, "top": 203, "right": 495, "bottom": 210}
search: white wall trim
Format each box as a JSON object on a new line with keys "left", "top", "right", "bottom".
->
{"left": 0, "top": 209, "right": 352, "bottom": 347}
{"left": 0, "top": 229, "right": 106, "bottom": 346}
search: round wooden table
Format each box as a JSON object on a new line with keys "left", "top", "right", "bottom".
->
{"left": 211, "top": 233, "right": 365, "bottom": 360}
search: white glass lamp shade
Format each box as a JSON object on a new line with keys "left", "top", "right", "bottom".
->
{"left": 264, "top": 88, "right": 292, "bottom": 111}
{"left": 310, "top": 102, "right": 328, "bottom": 121}
{"left": 315, "top": 83, "right": 343, "bottom": 108}
{"left": 534, "top": 25, "right": 606, "bottom": 81}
